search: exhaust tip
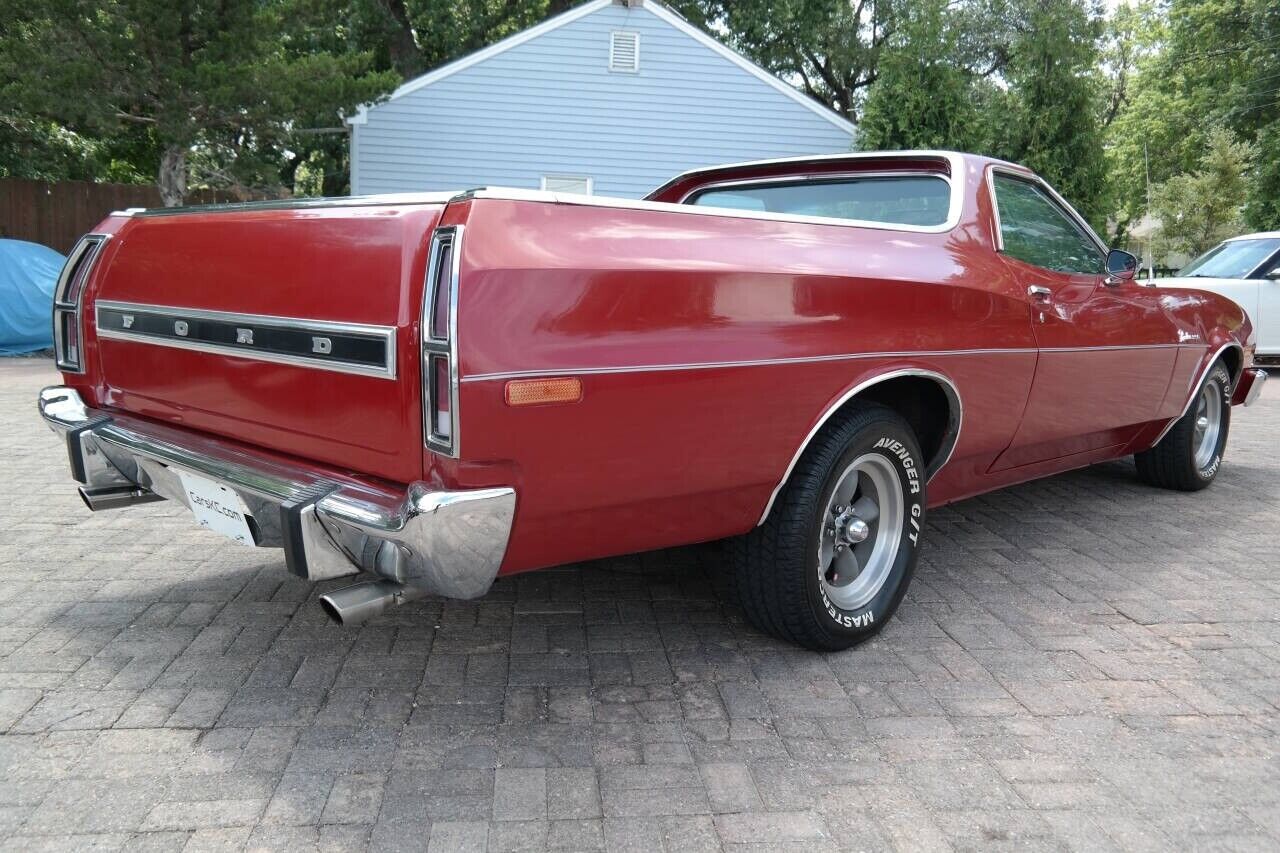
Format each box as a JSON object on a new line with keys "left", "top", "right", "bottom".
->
{"left": 318, "top": 594, "right": 346, "bottom": 625}
{"left": 318, "top": 580, "right": 428, "bottom": 628}
{"left": 78, "top": 485, "right": 163, "bottom": 511}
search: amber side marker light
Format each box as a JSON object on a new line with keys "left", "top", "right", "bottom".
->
{"left": 504, "top": 377, "right": 583, "bottom": 407}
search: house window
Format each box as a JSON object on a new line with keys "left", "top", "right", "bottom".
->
{"left": 609, "top": 32, "right": 640, "bottom": 72}
{"left": 541, "top": 175, "right": 594, "bottom": 195}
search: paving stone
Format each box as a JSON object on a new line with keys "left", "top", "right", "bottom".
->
{"left": 0, "top": 358, "right": 1278, "bottom": 850}
{"left": 492, "top": 767, "right": 547, "bottom": 821}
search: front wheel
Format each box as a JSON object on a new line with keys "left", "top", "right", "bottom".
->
{"left": 728, "top": 403, "right": 926, "bottom": 651}
{"left": 1135, "top": 361, "right": 1232, "bottom": 491}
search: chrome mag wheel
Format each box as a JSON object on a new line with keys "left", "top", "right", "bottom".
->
{"left": 817, "top": 453, "right": 905, "bottom": 612}
{"left": 1193, "top": 378, "right": 1223, "bottom": 470}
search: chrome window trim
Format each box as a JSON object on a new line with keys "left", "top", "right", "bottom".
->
{"left": 93, "top": 300, "right": 397, "bottom": 379}
{"left": 459, "top": 343, "right": 1197, "bottom": 383}
{"left": 677, "top": 171, "right": 958, "bottom": 230}
{"left": 422, "top": 226, "right": 463, "bottom": 457}
{"left": 651, "top": 149, "right": 966, "bottom": 195}
{"left": 987, "top": 165, "right": 1108, "bottom": 266}
{"left": 1149, "top": 342, "right": 1244, "bottom": 446}
{"left": 757, "top": 368, "right": 963, "bottom": 526}
{"left": 457, "top": 152, "right": 968, "bottom": 235}
{"left": 53, "top": 234, "right": 110, "bottom": 373}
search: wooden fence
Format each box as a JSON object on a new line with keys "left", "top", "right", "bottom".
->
{"left": 0, "top": 178, "right": 245, "bottom": 254}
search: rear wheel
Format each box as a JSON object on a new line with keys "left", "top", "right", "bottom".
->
{"left": 728, "top": 403, "right": 925, "bottom": 651}
{"left": 1135, "top": 361, "right": 1232, "bottom": 491}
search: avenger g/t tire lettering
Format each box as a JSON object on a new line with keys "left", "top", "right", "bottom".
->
{"left": 729, "top": 403, "right": 925, "bottom": 651}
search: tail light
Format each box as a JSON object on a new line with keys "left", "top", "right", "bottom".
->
{"left": 53, "top": 234, "right": 109, "bottom": 373}
{"left": 423, "top": 226, "right": 461, "bottom": 456}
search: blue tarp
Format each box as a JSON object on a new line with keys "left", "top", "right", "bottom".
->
{"left": 0, "top": 239, "right": 65, "bottom": 355}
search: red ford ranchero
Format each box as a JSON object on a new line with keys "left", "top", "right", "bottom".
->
{"left": 38, "top": 151, "right": 1267, "bottom": 651}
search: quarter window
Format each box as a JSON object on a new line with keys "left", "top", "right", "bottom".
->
{"left": 687, "top": 175, "right": 952, "bottom": 227}
{"left": 993, "top": 174, "right": 1104, "bottom": 274}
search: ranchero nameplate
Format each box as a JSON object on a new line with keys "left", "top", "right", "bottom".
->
{"left": 94, "top": 300, "right": 396, "bottom": 379}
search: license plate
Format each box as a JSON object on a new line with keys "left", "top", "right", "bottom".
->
{"left": 176, "top": 470, "right": 257, "bottom": 546}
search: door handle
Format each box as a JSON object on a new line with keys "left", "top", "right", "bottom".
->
{"left": 1027, "top": 285, "right": 1052, "bottom": 300}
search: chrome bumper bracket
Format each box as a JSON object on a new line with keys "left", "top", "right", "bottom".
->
{"left": 37, "top": 386, "right": 516, "bottom": 600}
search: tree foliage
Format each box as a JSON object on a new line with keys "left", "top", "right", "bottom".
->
{"left": 0, "top": 0, "right": 1275, "bottom": 240}
{"left": 1151, "top": 128, "right": 1254, "bottom": 257}
{"left": 670, "top": 0, "right": 898, "bottom": 119}
{"left": 856, "top": 0, "right": 984, "bottom": 151}
{"left": 999, "top": 0, "right": 1107, "bottom": 227}
{"left": 1108, "top": 0, "right": 1280, "bottom": 237}
{"left": 0, "top": 0, "right": 397, "bottom": 204}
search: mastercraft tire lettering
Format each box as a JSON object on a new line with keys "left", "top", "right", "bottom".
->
{"left": 727, "top": 403, "right": 925, "bottom": 651}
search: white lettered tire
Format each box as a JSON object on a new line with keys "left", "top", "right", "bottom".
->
{"left": 1135, "top": 361, "right": 1232, "bottom": 491}
{"left": 728, "top": 403, "right": 925, "bottom": 651}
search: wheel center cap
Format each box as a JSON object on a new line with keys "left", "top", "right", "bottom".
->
{"left": 833, "top": 508, "right": 870, "bottom": 545}
{"left": 844, "top": 517, "right": 870, "bottom": 543}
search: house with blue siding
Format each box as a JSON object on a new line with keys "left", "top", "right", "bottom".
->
{"left": 347, "top": 0, "right": 856, "bottom": 198}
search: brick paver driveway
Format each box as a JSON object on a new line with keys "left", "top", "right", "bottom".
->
{"left": 2, "top": 359, "right": 1278, "bottom": 851}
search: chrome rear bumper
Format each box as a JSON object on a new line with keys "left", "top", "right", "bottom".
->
{"left": 37, "top": 386, "right": 515, "bottom": 599}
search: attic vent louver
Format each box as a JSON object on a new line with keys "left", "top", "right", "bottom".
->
{"left": 609, "top": 31, "right": 640, "bottom": 72}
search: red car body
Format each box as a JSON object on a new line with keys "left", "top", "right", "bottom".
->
{"left": 40, "top": 151, "right": 1263, "bottom": 621}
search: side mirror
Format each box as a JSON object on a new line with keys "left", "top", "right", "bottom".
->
{"left": 1264, "top": 268, "right": 1280, "bottom": 280}
{"left": 1106, "top": 249, "right": 1139, "bottom": 283}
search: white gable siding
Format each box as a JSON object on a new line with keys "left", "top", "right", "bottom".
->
{"left": 352, "top": 3, "right": 853, "bottom": 198}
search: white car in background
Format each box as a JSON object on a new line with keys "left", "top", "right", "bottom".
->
{"left": 1157, "top": 232, "right": 1280, "bottom": 366}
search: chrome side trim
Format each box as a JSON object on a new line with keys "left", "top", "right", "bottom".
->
{"left": 1149, "top": 342, "right": 1244, "bottom": 446}
{"left": 461, "top": 344, "right": 1197, "bottom": 383}
{"left": 757, "top": 368, "right": 963, "bottom": 526}
{"left": 93, "top": 300, "right": 397, "bottom": 380}
{"left": 119, "top": 191, "right": 459, "bottom": 218}
{"left": 38, "top": 386, "right": 516, "bottom": 599}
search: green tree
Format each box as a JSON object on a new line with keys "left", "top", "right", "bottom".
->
{"left": 1101, "top": 2, "right": 1187, "bottom": 242}
{"left": 0, "top": 0, "right": 397, "bottom": 205}
{"left": 857, "top": 0, "right": 984, "bottom": 151}
{"left": 1152, "top": 128, "right": 1254, "bottom": 258}
{"left": 999, "top": 0, "right": 1108, "bottom": 228}
{"left": 1247, "top": 125, "right": 1280, "bottom": 231}
{"left": 671, "top": 0, "right": 900, "bottom": 120}
{"left": 270, "top": 0, "right": 573, "bottom": 196}
{"left": 1108, "top": 0, "right": 1280, "bottom": 235}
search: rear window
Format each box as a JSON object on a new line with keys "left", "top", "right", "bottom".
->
{"left": 686, "top": 175, "right": 951, "bottom": 227}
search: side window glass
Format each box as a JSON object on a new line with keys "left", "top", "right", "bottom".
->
{"left": 994, "top": 174, "right": 1105, "bottom": 275}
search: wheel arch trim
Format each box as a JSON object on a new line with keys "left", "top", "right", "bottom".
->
{"left": 756, "top": 367, "right": 962, "bottom": 526}
{"left": 1149, "top": 341, "right": 1243, "bottom": 447}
